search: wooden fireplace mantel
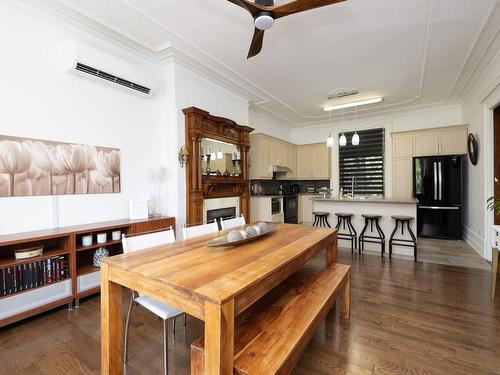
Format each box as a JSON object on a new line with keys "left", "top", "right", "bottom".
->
{"left": 183, "top": 107, "right": 254, "bottom": 226}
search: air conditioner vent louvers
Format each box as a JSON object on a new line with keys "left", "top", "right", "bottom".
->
{"left": 75, "top": 62, "right": 151, "bottom": 95}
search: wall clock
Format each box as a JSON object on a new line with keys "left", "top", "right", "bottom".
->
{"left": 467, "top": 133, "right": 478, "bottom": 165}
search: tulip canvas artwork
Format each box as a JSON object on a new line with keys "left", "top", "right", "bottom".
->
{"left": 0, "top": 135, "right": 120, "bottom": 197}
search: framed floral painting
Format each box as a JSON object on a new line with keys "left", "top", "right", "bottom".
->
{"left": 0, "top": 135, "right": 120, "bottom": 197}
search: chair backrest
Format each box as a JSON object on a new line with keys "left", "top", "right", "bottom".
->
{"left": 182, "top": 221, "right": 219, "bottom": 240}
{"left": 122, "top": 227, "right": 175, "bottom": 254}
{"left": 220, "top": 215, "right": 246, "bottom": 230}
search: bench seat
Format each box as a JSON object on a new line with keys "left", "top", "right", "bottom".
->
{"left": 191, "top": 262, "right": 351, "bottom": 375}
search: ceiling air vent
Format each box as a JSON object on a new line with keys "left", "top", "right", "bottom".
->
{"left": 75, "top": 62, "right": 152, "bottom": 95}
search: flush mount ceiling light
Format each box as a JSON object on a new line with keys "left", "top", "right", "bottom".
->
{"left": 323, "top": 97, "right": 383, "bottom": 112}
{"left": 254, "top": 12, "right": 274, "bottom": 30}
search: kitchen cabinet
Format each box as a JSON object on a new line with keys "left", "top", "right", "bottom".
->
{"left": 298, "top": 195, "right": 320, "bottom": 223}
{"left": 439, "top": 128, "right": 468, "bottom": 155}
{"left": 391, "top": 124, "right": 468, "bottom": 199}
{"left": 250, "top": 134, "right": 296, "bottom": 179}
{"left": 392, "top": 158, "right": 413, "bottom": 199}
{"left": 296, "top": 144, "right": 331, "bottom": 180}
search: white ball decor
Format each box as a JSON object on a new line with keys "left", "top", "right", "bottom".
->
{"left": 257, "top": 222, "right": 268, "bottom": 233}
{"left": 227, "top": 230, "right": 243, "bottom": 242}
{"left": 245, "top": 226, "right": 258, "bottom": 237}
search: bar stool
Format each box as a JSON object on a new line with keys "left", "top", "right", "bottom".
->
{"left": 335, "top": 213, "right": 357, "bottom": 253}
{"left": 313, "top": 211, "right": 331, "bottom": 228}
{"left": 359, "top": 214, "right": 385, "bottom": 257}
{"left": 389, "top": 215, "right": 417, "bottom": 261}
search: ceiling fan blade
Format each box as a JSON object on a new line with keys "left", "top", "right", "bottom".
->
{"left": 247, "top": 28, "right": 265, "bottom": 59}
{"left": 227, "top": 0, "right": 264, "bottom": 17}
{"left": 272, "top": 0, "right": 346, "bottom": 19}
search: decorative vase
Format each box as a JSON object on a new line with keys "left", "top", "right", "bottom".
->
{"left": 93, "top": 247, "right": 109, "bottom": 268}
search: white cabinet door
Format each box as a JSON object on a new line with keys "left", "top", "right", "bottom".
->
{"left": 393, "top": 134, "right": 413, "bottom": 158}
{"left": 392, "top": 158, "right": 413, "bottom": 199}
{"left": 439, "top": 128, "right": 467, "bottom": 155}
{"left": 413, "top": 132, "right": 439, "bottom": 156}
{"left": 312, "top": 145, "right": 331, "bottom": 179}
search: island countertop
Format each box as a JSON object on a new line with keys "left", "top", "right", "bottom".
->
{"left": 312, "top": 196, "right": 418, "bottom": 204}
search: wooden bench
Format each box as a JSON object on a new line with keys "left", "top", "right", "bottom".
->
{"left": 191, "top": 262, "right": 351, "bottom": 375}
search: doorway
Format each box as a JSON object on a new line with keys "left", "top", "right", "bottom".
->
{"left": 495, "top": 106, "right": 500, "bottom": 225}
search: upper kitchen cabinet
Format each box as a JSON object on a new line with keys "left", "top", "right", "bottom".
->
{"left": 413, "top": 132, "right": 439, "bottom": 156}
{"left": 297, "top": 144, "right": 331, "bottom": 180}
{"left": 249, "top": 133, "right": 296, "bottom": 179}
{"left": 395, "top": 125, "right": 468, "bottom": 157}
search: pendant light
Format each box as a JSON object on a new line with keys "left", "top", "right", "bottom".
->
{"left": 217, "top": 148, "right": 223, "bottom": 159}
{"left": 339, "top": 133, "right": 347, "bottom": 147}
{"left": 351, "top": 106, "right": 360, "bottom": 146}
{"left": 339, "top": 109, "right": 347, "bottom": 147}
{"left": 326, "top": 110, "right": 334, "bottom": 147}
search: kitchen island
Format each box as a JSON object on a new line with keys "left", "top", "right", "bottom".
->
{"left": 313, "top": 197, "right": 418, "bottom": 256}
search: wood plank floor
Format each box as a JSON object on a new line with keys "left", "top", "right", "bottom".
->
{"left": 0, "top": 248, "right": 499, "bottom": 375}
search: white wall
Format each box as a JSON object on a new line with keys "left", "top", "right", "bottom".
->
{"left": 461, "top": 38, "right": 500, "bottom": 259}
{"left": 249, "top": 109, "right": 292, "bottom": 142}
{"left": 0, "top": 2, "right": 175, "bottom": 234}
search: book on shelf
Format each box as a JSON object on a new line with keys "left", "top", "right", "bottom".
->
{"left": 0, "top": 255, "right": 70, "bottom": 297}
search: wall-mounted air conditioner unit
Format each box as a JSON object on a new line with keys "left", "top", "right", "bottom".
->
{"left": 62, "top": 41, "right": 157, "bottom": 96}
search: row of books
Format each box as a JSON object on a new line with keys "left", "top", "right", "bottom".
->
{"left": 1, "top": 255, "right": 69, "bottom": 297}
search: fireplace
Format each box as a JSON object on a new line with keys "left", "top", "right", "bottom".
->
{"left": 207, "top": 207, "right": 236, "bottom": 229}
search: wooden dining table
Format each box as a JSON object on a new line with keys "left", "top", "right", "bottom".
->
{"left": 100, "top": 223, "right": 337, "bottom": 375}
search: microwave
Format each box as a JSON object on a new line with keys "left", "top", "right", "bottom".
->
{"left": 271, "top": 197, "right": 282, "bottom": 215}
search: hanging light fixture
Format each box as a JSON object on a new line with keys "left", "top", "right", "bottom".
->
{"left": 326, "top": 110, "right": 334, "bottom": 147}
{"left": 339, "top": 133, "right": 347, "bottom": 146}
{"left": 352, "top": 106, "right": 360, "bottom": 146}
{"left": 339, "top": 109, "right": 346, "bottom": 146}
{"left": 217, "top": 148, "right": 223, "bottom": 159}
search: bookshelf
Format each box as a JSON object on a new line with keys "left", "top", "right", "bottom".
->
{"left": 0, "top": 216, "right": 175, "bottom": 327}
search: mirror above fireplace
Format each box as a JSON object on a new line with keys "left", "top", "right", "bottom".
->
{"left": 200, "top": 138, "right": 241, "bottom": 177}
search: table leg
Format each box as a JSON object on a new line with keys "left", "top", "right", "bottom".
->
{"left": 341, "top": 270, "right": 351, "bottom": 319}
{"left": 204, "top": 300, "right": 235, "bottom": 375}
{"left": 101, "top": 263, "right": 125, "bottom": 375}
{"left": 492, "top": 247, "right": 499, "bottom": 300}
{"left": 326, "top": 234, "right": 337, "bottom": 265}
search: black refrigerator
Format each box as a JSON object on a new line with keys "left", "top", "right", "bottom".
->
{"left": 413, "top": 155, "right": 463, "bottom": 240}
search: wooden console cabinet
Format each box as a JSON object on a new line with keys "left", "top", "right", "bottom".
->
{"left": 0, "top": 216, "right": 175, "bottom": 327}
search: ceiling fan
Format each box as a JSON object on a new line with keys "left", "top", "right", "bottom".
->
{"left": 228, "top": 0, "right": 346, "bottom": 58}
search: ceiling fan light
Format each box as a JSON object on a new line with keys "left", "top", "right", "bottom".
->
{"left": 352, "top": 132, "right": 360, "bottom": 146}
{"left": 255, "top": 12, "right": 274, "bottom": 30}
{"left": 339, "top": 133, "right": 347, "bottom": 147}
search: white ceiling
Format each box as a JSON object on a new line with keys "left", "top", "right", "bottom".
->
{"left": 38, "top": 0, "right": 499, "bottom": 125}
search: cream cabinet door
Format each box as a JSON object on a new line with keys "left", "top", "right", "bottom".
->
{"left": 297, "top": 147, "right": 313, "bottom": 179}
{"left": 392, "top": 158, "right": 413, "bottom": 199}
{"left": 299, "top": 195, "right": 315, "bottom": 223}
{"left": 312, "top": 146, "right": 331, "bottom": 179}
{"left": 393, "top": 134, "right": 413, "bottom": 158}
{"left": 413, "top": 132, "right": 439, "bottom": 156}
{"left": 439, "top": 128, "right": 467, "bottom": 155}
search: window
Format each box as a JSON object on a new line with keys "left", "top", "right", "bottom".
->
{"left": 339, "top": 128, "right": 385, "bottom": 196}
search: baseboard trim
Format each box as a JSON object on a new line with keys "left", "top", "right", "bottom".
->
{"left": 463, "top": 225, "right": 485, "bottom": 258}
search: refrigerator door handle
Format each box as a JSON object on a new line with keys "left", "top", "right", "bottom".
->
{"left": 438, "top": 161, "right": 442, "bottom": 200}
{"left": 433, "top": 162, "right": 438, "bottom": 200}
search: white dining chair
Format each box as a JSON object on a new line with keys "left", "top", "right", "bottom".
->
{"left": 182, "top": 221, "right": 219, "bottom": 240}
{"left": 221, "top": 215, "right": 246, "bottom": 230}
{"left": 121, "top": 227, "right": 184, "bottom": 375}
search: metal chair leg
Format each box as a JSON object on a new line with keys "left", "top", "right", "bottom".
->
{"left": 123, "top": 293, "right": 135, "bottom": 364}
{"left": 163, "top": 319, "right": 169, "bottom": 375}
{"left": 388, "top": 220, "right": 399, "bottom": 259}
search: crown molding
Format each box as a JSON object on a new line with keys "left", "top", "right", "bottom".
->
{"left": 450, "top": 0, "right": 499, "bottom": 103}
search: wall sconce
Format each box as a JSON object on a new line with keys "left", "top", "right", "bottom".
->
{"left": 178, "top": 145, "right": 189, "bottom": 168}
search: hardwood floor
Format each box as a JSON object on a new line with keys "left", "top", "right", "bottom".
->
{"left": 0, "top": 248, "right": 499, "bottom": 375}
